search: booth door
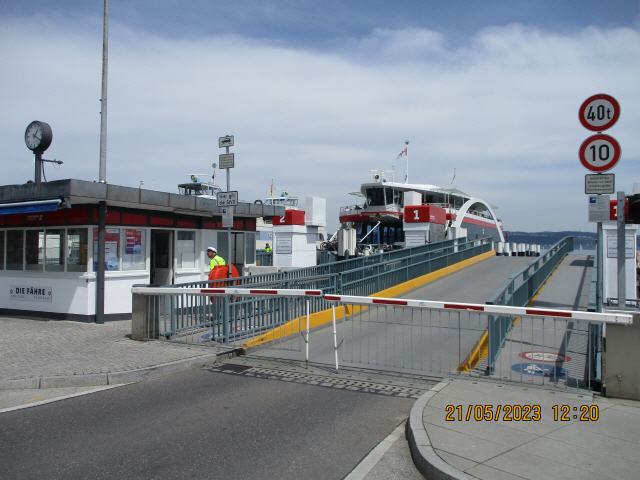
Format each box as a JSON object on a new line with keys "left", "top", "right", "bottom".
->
{"left": 151, "top": 230, "right": 173, "bottom": 285}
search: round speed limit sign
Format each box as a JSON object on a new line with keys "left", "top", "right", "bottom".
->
{"left": 579, "top": 93, "right": 620, "bottom": 131}
{"left": 578, "top": 134, "right": 621, "bottom": 172}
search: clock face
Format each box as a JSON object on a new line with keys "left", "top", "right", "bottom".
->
{"left": 24, "top": 121, "right": 52, "bottom": 152}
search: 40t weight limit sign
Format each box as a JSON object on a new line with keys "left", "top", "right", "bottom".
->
{"left": 579, "top": 134, "right": 621, "bottom": 173}
{"left": 579, "top": 93, "right": 620, "bottom": 132}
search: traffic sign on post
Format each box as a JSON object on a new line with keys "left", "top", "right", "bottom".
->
{"left": 579, "top": 94, "right": 620, "bottom": 132}
{"left": 218, "top": 135, "right": 234, "bottom": 148}
{"left": 585, "top": 173, "right": 615, "bottom": 194}
{"left": 217, "top": 191, "right": 238, "bottom": 207}
{"left": 578, "top": 134, "right": 621, "bottom": 172}
{"left": 219, "top": 153, "right": 235, "bottom": 169}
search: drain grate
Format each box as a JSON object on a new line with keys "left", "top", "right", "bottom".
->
{"left": 208, "top": 364, "right": 430, "bottom": 398}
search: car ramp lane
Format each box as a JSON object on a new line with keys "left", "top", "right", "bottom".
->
{"left": 251, "top": 256, "right": 536, "bottom": 374}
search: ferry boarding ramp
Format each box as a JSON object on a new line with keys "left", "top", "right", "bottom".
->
{"left": 130, "top": 237, "right": 632, "bottom": 393}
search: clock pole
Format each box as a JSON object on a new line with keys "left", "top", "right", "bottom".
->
{"left": 34, "top": 152, "right": 42, "bottom": 185}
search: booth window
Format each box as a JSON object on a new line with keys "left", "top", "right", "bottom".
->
{"left": 0, "top": 231, "right": 4, "bottom": 270}
{"left": 245, "top": 233, "right": 256, "bottom": 264}
{"left": 122, "top": 229, "right": 146, "bottom": 271}
{"left": 6, "top": 231, "right": 24, "bottom": 270}
{"left": 25, "top": 230, "right": 44, "bottom": 271}
{"left": 67, "top": 229, "right": 88, "bottom": 272}
{"left": 45, "top": 229, "right": 65, "bottom": 272}
{"left": 93, "top": 227, "right": 121, "bottom": 272}
{"left": 176, "top": 230, "right": 196, "bottom": 268}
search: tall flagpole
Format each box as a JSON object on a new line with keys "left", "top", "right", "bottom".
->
{"left": 99, "top": 0, "right": 109, "bottom": 183}
{"left": 404, "top": 140, "right": 409, "bottom": 183}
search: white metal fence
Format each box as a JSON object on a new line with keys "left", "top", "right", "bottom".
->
{"left": 131, "top": 287, "right": 632, "bottom": 391}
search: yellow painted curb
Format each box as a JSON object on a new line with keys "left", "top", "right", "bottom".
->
{"left": 457, "top": 253, "right": 567, "bottom": 372}
{"left": 243, "top": 249, "right": 496, "bottom": 349}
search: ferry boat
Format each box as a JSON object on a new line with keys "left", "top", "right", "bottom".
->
{"left": 177, "top": 174, "right": 223, "bottom": 199}
{"left": 339, "top": 170, "right": 505, "bottom": 247}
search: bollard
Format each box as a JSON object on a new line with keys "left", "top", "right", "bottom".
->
{"left": 503, "top": 242, "right": 510, "bottom": 256}
{"left": 510, "top": 242, "right": 517, "bottom": 256}
{"left": 496, "top": 242, "right": 504, "bottom": 256}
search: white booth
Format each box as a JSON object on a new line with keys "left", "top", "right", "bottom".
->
{"left": 0, "top": 179, "right": 282, "bottom": 321}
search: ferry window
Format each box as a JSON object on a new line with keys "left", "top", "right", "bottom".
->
{"left": 365, "top": 188, "right": 385, "bottom": 206}
{"left": 176, "top": 230, "right": 196, "bottom": 269}
{"left": 0, "top": 231, "right": 4, "bottom": 270}
{"left": 6, "top": 230, "right": 24, "bottom": 270}
{"left": 67, "top": 229, "right": 88, "bottom": 272}
{"left": 123, "top": 229, "right": 146, "bottom": 271}
{"left": 393, "top": 189, "right": 402, "bottom": 206}
{"left": 45, "top": 229, "right": 65, "bottom": 272}
{"left": 25, "top": 230, "right": 44, "bottom": 271}
{"left": 93, "top": 228, "right": 121, "bottom": 272}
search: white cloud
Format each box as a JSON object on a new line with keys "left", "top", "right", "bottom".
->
{"left": 0, "top": 16, "right": 638, "bottom": 231}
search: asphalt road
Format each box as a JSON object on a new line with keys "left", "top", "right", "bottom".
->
{"left": 0, "top": 367, "right": 413, "bottom": 480}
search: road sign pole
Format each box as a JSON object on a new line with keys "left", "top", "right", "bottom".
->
{"left": 617, "top": 191, "right": 626, "bottom": 307}
{"left": 226, "top": 144, "right": 232, "bottom": 280}
{"left": 596, "top": 220, "right": 603, "bottom": 312}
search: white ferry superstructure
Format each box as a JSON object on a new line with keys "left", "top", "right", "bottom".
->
{"left": 339, "top": 172, "right": 505, "bottom": 246}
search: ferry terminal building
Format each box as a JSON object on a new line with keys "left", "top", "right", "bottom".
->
{"left": 0, "top": 179, "right": 283, "bottom": 322}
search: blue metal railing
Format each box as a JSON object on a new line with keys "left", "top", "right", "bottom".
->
{"left": 486, "top": 237, "right": 574, "bottom": 373}
{"left": 161, "top": 237, "right": 492, "bottom": 342}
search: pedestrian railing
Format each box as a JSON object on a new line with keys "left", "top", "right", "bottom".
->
{"left": 133, "top": 237, "right": 492, "bottom": 343}
{"left": 484, "top": 237, "right": 574, "bottom": 374}
{"left": 130, "top": 286, "right": 632, "bottom": 391}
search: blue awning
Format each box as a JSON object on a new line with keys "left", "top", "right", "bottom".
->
{"left": 0, "top": 199, "right": 62, "bottom": 215}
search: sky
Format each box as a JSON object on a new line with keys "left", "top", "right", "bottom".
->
{"left": 0, "top": 0, "right": 639, "bottom": 232}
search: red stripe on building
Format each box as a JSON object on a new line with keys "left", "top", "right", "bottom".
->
{"left": 444, "top": 304, "right": 485, "bottom": 311}
{"left": 525, "top": 309, "right": 572, "bottom": 318}
{"left": 372, "top": 299, "right": 408, "bottom": 306}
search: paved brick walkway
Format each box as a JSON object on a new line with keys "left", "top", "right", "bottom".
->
{"left": 0, "top": 317, "right": 225, "bottom": 383}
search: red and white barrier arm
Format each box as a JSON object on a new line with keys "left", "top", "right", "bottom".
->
{"left": 130, "top": 287, "right": 633, "bottom": 325}
{"left": 323, "top": 294, "right": 633, "bottom": 325}
{"left": 130, "top": 286, "right": 323, "bottom": 297}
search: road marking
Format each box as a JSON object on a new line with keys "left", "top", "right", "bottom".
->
{"left": 343, "top": 422, "right": 406, "bottom": 480}
{"left": 0, "top": 384, "right": 127, "bottom": 414}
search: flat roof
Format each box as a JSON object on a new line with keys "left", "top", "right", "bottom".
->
{"left": 0, "top": 179, "right": 284, "bottom": 218}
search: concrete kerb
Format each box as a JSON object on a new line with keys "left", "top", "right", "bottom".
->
{"left": 406, "top": 379, "right": 478, "bottom": 480}
{"left": 0, "top": 348, "right": 240, "bottom": 391}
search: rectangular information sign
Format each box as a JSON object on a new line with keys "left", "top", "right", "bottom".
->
{"left": 217, "top": 191, "right": 238, "bottom": 207}
{"left": 588, "top": 195, "right": 610, "bottom": 223}
{"left": 606, "top": 235, "right": 634, "bottom": 259}
{"left": 218, "top": 135, "right": 234, "bottom": 148}
{"left": 219, "top": 153, "right": 235, "bottom": 169}
{"left": 585, "top": 174, "right": 615, "bottom": 194}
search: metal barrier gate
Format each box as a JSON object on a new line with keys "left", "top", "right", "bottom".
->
{"left": 131, "top": 287, "right": 632, "bottom": 391}
{"left": 134, "top": 237, "right": 491, "bottom": 343}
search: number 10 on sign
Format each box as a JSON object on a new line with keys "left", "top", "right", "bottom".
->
{"left": 579, "top": 134, "right": 621, "bottom": 173}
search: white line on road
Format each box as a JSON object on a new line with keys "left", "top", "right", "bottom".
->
{"left": 343, "top": 421, "right": 406, "bottom": 480}
{"left": 0, "top": 384, "right": 128, "bottom": 414}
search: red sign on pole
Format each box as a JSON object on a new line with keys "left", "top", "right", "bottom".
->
{"left": 578, "top": 134, "right": 621, "bottom": 173}
{"left": 579, "top": 93, "right": 620, "bottom": 132}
